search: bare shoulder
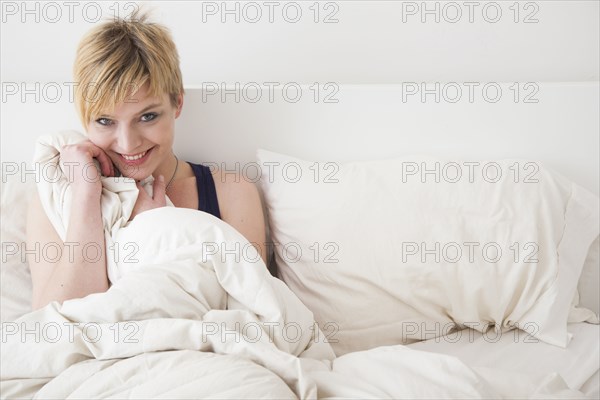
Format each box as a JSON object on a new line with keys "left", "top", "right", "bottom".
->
{"left": 211, "top": 167, "right": 267, "bottom": 262}
{"left": 211, "top": 168, "right": 261, "bottom": 208}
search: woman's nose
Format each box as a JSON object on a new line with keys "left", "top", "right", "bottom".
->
{"left": 116, "top": 126, "right": 143, "bottom": 153}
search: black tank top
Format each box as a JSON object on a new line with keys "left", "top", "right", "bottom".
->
{"left": 187, "top": 162, "right": 221, "bottom": 219}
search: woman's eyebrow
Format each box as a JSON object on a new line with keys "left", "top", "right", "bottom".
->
{"left": 136, "top": 103, "right": 162, "bottom": 114}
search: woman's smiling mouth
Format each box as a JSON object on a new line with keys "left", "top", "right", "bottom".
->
{"left": 119, "top": 147, "right": 154, "bottom": 165}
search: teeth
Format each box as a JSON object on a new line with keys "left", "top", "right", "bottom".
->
{"left": 122, "top": 151, "right": 147, "bottom": 161}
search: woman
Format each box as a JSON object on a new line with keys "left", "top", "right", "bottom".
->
{"left": 26, "top": 11, "right": 267, "bottom": 310}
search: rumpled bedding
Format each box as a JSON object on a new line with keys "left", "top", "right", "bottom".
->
{"left": 0, "top": 131, "right": 590, "bottom": 399}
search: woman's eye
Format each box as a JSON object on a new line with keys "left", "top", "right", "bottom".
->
{"left": 95, "top": 117, "right": 113, "bottom": 126}
{"left": 141, "top": 112, "right": 158, "bottom": 122}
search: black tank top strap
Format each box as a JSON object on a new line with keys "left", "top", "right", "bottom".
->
{"left": 187, "top": 162, "right": 222, "bottom": 220}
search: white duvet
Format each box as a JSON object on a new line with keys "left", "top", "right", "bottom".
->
{"left": 0, "top": 131, "right": 591, "bottom": 399}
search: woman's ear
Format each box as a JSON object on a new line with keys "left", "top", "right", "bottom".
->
{"left": 175, "top": 93, "right": 184, "bottom": 118}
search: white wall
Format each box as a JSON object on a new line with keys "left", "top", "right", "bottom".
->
{"left": 1, "top": 1, "right": 598, "bottom": 83}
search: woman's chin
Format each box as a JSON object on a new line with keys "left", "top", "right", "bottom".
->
{"left": 118, "top": 165, "right": 146, "bottom": 181}
{"left": 116, "top": 166, "right": 151, "bottom": 181}
{"left": 124, "top": 173, "right": 150, "bottom": 182}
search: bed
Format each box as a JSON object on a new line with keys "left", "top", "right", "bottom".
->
{"left": 1, "top": 80, "right": 598, "bottom": 399}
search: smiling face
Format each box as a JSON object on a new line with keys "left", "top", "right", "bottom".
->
{"left": 86, "top": 82, "right": 183, "bottom": 181}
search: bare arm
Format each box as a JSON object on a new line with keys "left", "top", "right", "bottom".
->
{"left": 217, "top": 172, "right": 268, "bottom": 265}
{"left": 27, "top": 141, "right": 113, "bottom": 310}
{"left": 27, "top": 187, "right": 108, "bottom": 310}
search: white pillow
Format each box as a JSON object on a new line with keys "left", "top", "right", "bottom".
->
{"left": 1, "top": 173, "right": 34, "bottom": 322}
{"left": 256, "top": 149, "right": 599, "bottom": 355}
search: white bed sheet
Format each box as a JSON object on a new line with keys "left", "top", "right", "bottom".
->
{"left": 407, "top": 323, "right": 599, "bottom": 398}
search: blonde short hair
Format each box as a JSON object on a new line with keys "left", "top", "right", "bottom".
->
{"left": 73, "top": 9, "right": 184, "bottom": 128}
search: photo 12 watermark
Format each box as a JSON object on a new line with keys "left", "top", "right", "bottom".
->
{"left": 400, "top": 1, "right": 540, "bottom": 24}
{"left": 200, "top": 82, "right": 340, "bottom": 104}
{"left": 402, "top": 321, "right": 540, "bottom": 343}
{"left": 400, "top": 241, "right": 539, "bottom": 264}
{"left": 200, "top": 240, "right": 340, "bottom": 264}
{"left": 1, "top": 161, "right": 144, "bottom": 185}
{"left": 1, "top": 321, "right": 141, "bottom": 344}
{"left": 200, "top": 1, "right": 340, "bottom": 24}
{"left": 1, "top": 81, "right": 147, "bottom": 105}
{"left": 1, "top": 1, "right": 139, "bottom": 23}
{"left": 2, "top": 240, "right": 140, "bottom": 265}
{"left": 199, "top": 320, "right": 339, "bottom": 344}
{"left": 204, "top": 161, "right": 341, "bottom": 184}
{"left": 401, "top": 82, "right": 540, "bottom": 104}
{"left": 398, "top": 161, "right": 540, "bottom": 184}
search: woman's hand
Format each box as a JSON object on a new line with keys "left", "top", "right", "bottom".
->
{"left": 59, "top": 140, "right": 114, "bottom": 197}
{"left": 129, "top": 175, "right": 167, "bottom": 221}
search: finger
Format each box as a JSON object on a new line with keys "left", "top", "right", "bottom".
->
{"left": 153, "top": 175, "right": 167, "bottom": 206}
{"left": 136, "top": 181, "right": 149, "bottom": 199}
{"left": 87, "top": 144, "right": 114, "bottom": 177}
{"left": 111, "top": 161, "right": 120, "bottom": 177}
{"left": 96, "top": 149, "right": 114, "bottom": 177}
